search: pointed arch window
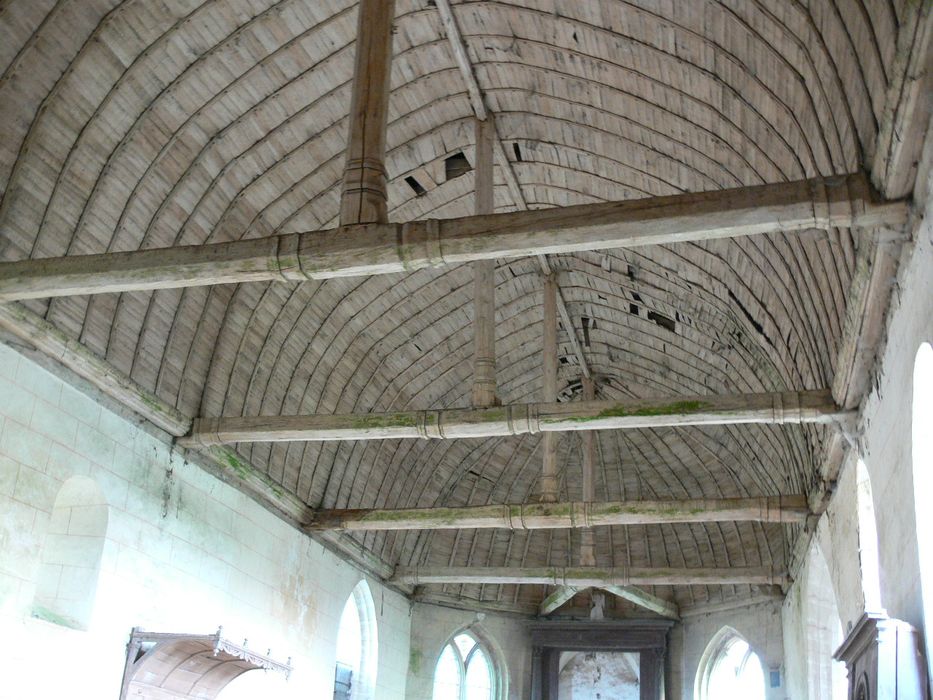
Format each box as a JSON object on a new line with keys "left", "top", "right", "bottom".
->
{"left": 913, "top": 342, "right": 933, "bottom": 679}
{"left": 334, "top": 580, "right": 378, "bottom": 700}
{"left": 696, "top": 629, "right": 766, "bottom": 700}
{"left": 432, "top": 632, "right": 495, "bottom": 700}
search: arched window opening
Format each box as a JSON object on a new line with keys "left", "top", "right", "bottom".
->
{"left": 432, "top": 631, "right": 496, "bottom": 700}
{"left": 695, "top": 628, "right": 765, "bottom": 700}
{"left": 32, "top": 475, "right": 108, "bottom": 630}
{"left": 334, "top": 580, "right": 378, "bottom": 700}
{"left": 806, "top": 546, "right": 848, "bottom": 700}
{"left": 856, "top": 459, "right": 882, "bottom": 610}
{"left": 913, "top": 342, "right": 933, "bottom": 677}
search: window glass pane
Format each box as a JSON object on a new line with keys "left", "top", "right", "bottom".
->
{"left": 454, "top": 633, "right": 476, "bottom": 660}
{"left": 335, "top": 595, "right": 362, "bottom": 672}
{"left": 464, "top": 647, "right": 492, "bottom": 700}
{"left": 432, "top": 645, "right": 461, "bottom": 700}
{"left": 707, "top": 639, "right": 765, "bottom": 700}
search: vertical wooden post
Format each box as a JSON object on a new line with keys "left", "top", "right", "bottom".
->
{"left": 540, "top": 273, "right": 559, "bottom": 502}
{"left": 580, "top": 376, "right": 597, "bottom": 566}
{"left": 339, "top": 0, "right": 396, "bottom": 226}
{"left": 471, "top": 116, "right": 498, "bottom": 407}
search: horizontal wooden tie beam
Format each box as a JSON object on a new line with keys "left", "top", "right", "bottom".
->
{"left": 177, "top": 389, "right": 849, "bottom": 446}
{"left": 305, "top": 495, "right": 809, "bottom": 531}
{"left": 0, "top": 173, "right": 906, "bottom": 301}
{"left": 391, "top": 566, "right": 788, "bottom": 587}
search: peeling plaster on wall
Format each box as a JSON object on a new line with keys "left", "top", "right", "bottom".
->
{"left": 558, "top": 651, "right": 640, "bottom": 699}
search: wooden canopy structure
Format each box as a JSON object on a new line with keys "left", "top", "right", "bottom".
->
{"left": 0, "top": 0, "right": 929, "bottom": 619}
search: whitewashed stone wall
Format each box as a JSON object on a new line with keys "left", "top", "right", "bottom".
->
{"left": 0, "top": 343, "right": 411, "bottom": 699}
{"left": 858, "top": 183, "right": 933, "bottom": 629}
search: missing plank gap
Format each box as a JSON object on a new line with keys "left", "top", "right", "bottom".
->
{"left": 647, "top": 310, "right": 676, "bottom": 333}
{"left": 445, "top": 151, "right": 471, "bottom": 181}
{"left": 513, "top": 142, "right": 523, "bottom": 161}
{"left": 405, "top": 175, "right": 427, "bottom": 197}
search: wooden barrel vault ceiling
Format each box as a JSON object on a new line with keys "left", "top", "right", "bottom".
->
{"left": 0, "top": 0, "right": 923, "bottom": 616}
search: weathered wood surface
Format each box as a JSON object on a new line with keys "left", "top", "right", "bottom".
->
{"left": 392, "top": 566, "right": 787, "bottom": 587}
{"left": 0, "top": 174, "right": 905, "bottom": 301}
{"left": 339, "top": 0, "right": 395, "bottom": 225}
{"left": 179, "top": 389, "right": 848, "bottom": 445}
{"left": 470, "top": 116, "right": 498, "bottom": 408}
{"left": 871, "top": 2, "right": 933, "bottom": 199}
{"left": 305, "top": 496, "right": 809, "bottom": 531}
{"left": 538, "top": 586, "right": 578, "bottom": 616}
{"left": 539, "top": 273, "right": 560, "bottom": 502}
{"left": 580, "top": 377, "right": 597, "bottom": 566}
{"left": 601, "top": 585, "right": 680, "bottom": 620}
{"left": 0, "top": 0, "right": 918, "bottom": 616}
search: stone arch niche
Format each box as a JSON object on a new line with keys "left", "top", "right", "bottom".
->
{"left": 32, "top": 475, "right": 108, "bottom": 630}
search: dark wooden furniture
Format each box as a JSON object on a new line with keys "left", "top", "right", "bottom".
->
{"left": 834, "top": 612, "right": 927, "bottom": 700}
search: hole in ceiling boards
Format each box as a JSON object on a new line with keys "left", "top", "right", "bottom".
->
{"left": 631, "top": 291, "right": 642, "bottom": 302}
{"left": 629, "top": 304, "right": 639, "bottom": 315}
{"left": 647, "top": 310, "right": 676, "bottom": 333}
{"left": 405, "top": 175, "right": 427, "bottom": 197}
{"left": 727, "top": 289, "right": 765, "bottom": 336}
{"left": 513, "top": 143, "right": 523, "bottom": 161}
{"left": 559, "top": 356, "right": 570, "bottom": 365}
{"left": 444, "top": 152, "right": 472, "bottom": 181}
{"left": 581, "top": 316, "right": 591, "bottom": 348}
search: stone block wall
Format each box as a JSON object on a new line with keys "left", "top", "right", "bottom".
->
{"left": 0, "top": 342, "right": 411, "bottom": 699}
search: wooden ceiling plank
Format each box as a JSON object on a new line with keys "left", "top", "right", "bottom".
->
{"left": 0, "top": 175, "right": 905, "bottom": 302}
